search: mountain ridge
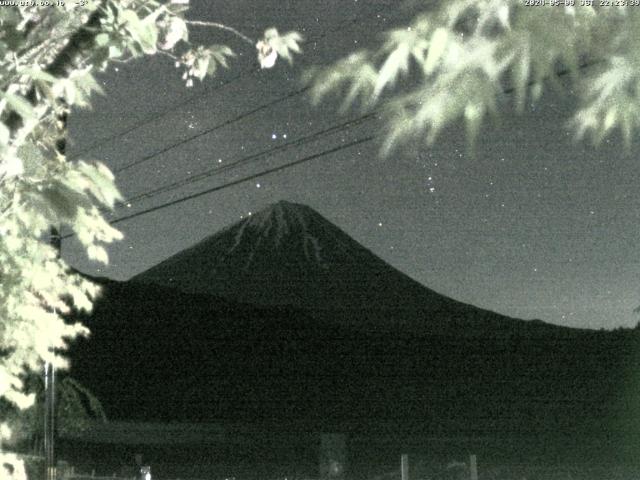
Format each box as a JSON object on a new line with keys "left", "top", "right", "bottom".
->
{"left": 131, "top": 200, "right": 446, "bottom": 309}
{"left": 130, "top": 200, "right": 569, "bottom": 335}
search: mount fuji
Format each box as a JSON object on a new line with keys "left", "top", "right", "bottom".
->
{"left": 132, "top": 200, "right": 446, "bottom": 308}
{"left": 130, "top": 200, "right": 559, "bottom": 335}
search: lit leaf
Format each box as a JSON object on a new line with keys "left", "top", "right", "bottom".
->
{"left": 424, "top": 27, "right": 448, "bottom": 74}
{"left": 209, "top": 45, "right": 234, "bottom": 69}
{"left": 0, "top": 123, "right": 9, "bottom": 145}
{"left": 159, "top": 16, "right": 188, "bottom": 50}
{"left": 374, "top": 44, "right": 411, "bottom": 99}
{"left": 95, "top": 33, "right": 110, "bottom": 47}
{"left": 1, "top": 92, "right": 36, "bottom": 120}
{"left": 20, "top": 67, "right": 57, "bottom": 84}
{"left": 257, "top": 28, "right": 303, "bottom": 68}
{"left": 511, "top": 39, "right": 530, "bottom": 113}
{"left": 87, "top": 244, "right": 108, "bottom": 264}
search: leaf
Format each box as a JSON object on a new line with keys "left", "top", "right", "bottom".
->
{"left": 140, "top": 26, "right": 159, "bottom": 54}
{"left": 119, "top": 9, "right": 142, "bottom": 33}
{"left": 0, "top": 151, "right": 23, "bottom": 178}
{"left": 531, "top": 82, "right": 543, "bottom": 102}
{"left": 207, "top": 45, "right": 235, "bottom": 76}
{"left": 424, "top": 27, "right": 448, "bottom": 74}
{"left": 72, "top": 161, "right": 122, "bottom": 208}
{"left": 120, "top": 9, "right": 157, "bottom": 55}
{"left": 512, "top": 38, "right": 530, "bottom": 113}
{"left": 497, "top": 5, "right": 510, "bottom": 29}
{"left": 87, "top": 244, "right": 108, "bottom": 264}
{"left": 72, "top": 70, "right": 104, "bottom": 104}
{"left": 603, "top": 108, "right": 616, "bottom": 133}
{"left": 341, "top": 63, "right": 377, "bottom": 112}
{"left": 95, "top": 33, "right": 110, "bottom": 47}
{"left": 20, "top": 68, "right": 57, "bottom": 84}
{"left": 1, "top": 93, "right": 36, "bottom": 120}
{"left": 108, "top": 45, "right": 123, "bottom": 59}
{"left": 464, "top": 101, "right": 484, "bottom": 152}
{"left": 17, "top": 141, "right": 46, "bottom": 176}
{"left": 159, "top": 16, "right": 188, "bottom": 50}
{"left": 261, "top": 28, "right": 303, "bottom": 65}
{"left": 0, "top": 123, "right": 9, "bottom": 145}
{"left": 192, "top": 54, "right": 210, "bottom": 80}
{"left": 374, "top": 44, "right": 411, "bottom": 99}
{"left": 40, "top": 185, "right": 81, "bottom": 222}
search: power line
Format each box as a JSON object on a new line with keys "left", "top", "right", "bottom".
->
{"left": 113, "top": 53, "right": 603, "bottom": 177}
{"left": 68, "top": 15, "right": 365, "bottom": 161}
{"left": 112, "top": 135, "right": 373, "bottom": 225}
{"left": 61, "top": 17, "right": 599, "bottom": 239}
{"left": 114, "top": 85, "right": 310, "bottom": 173}
{"left": 68, "top": 69, "right": 258, "bottom": 161}
{"left": 108, "top": 56, "right": 496, "bottom": 177}
{"left": 123, "top": 112, "right": 377, "bottom": 206}
{"left": 104, "top": 59, "right": 605, "bottom": 225}
{"left": 62, "top": 135, "right": 374, "bottom": 239}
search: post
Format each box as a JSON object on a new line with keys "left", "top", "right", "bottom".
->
{"left": 44, "top": 226, "right": 61, "bottom": 480}
{"left": 469, "top": 454, "right": 478, "bottom": 480}
{"left": 43, "top": 362, "right": 48, "bottom": 461}
{"left": 319, "top": 433, "right": 347, "bottom": 480}
{"left": 401, "top": 454, "right": 409, "bottom": 480}
{"left": 44, "top": 360, "right": 55, "bottom": 480}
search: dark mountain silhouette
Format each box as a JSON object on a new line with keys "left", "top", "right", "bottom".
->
{"left": 68, "top": 201, "right": 640, "bottom": 455}
{"left": 130, "top": 201, "right": 568, "bottom": 336}
{"left": 132, "top": 200, "right": 448, "bottom": 310}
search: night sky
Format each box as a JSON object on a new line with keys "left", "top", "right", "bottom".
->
{"left": 64, "top": 0, "right": 640, "bottom": 330}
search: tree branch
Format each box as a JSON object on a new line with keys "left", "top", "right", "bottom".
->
{"left": 185, "top": 20, "right": 254, "bottom": 46}
{"left": 45, "top": 3, "right": 108, "bottom": 78}
{"left": 157, "top": 49, "right": 179, "bottom": 61}
{"left": 5, "top": 3, "right": 108, "bottom": 136}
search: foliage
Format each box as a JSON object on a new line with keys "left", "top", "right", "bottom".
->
{"left": 1, "top": 375, "right": 106, "bottom": 452}
{"left": 257, "top": 28, "right": 303, "bottom": 69}
{"left": 0, "top": 0, "right": 302, "bottom": 470}
{"left": 309, "top": 2, "right": 640, "bottom": 153}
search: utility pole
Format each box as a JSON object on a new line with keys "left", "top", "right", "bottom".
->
{"left": 43, "top": 359, "right": 55, "bottom": 480}
{"left": 44, "top": 75, "right": 67, "bottom": 480}
{"left": 44, "top": 226, "right": 61, "bottom": 480}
